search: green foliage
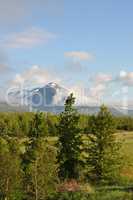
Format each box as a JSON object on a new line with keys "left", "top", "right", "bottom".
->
{"left": 87, "top": 105, "right": 122, "bottom": 184}
{"left": 115, "top": 116, "right": 133, "bottom": 131}
{"left": 0, "top": 137, "right": 23, "bottom": 200}
{"left": 47, "top": 192, "right": 89, "bottom": 200}
{"left": 26, "top": 141, "right": 58, "bottom": 200}
{"left": 91, "top": 190, "right": 133, "bottom": 200}
{"left": 47, "top": 190, "right": 133, "bottom": 200}
{"left": 57, "top": 94, "right": 82, "bottom": 180}
{"left": 46, "top": 113, "right": 58, "bottom": 136}
{"left": 22, "top": 112, "right": 58, "bottom": 200}
{"left": 0, "top": 101, "right": 133, "bottom": 199}
{"left": 28, "top": 112, "right": 48, "bottom": 138}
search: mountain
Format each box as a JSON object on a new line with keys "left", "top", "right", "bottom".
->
{"left": 1, "top": 82, "right": 133, "bottom": 116}
{"left": 7, "top": 82, "right": 69, "bottom": 110}
{"left": 32, "top": 105, "right": 133, "bottom": 116}
{"left": 31, "top": 82, "right": 68, "bottom": 107}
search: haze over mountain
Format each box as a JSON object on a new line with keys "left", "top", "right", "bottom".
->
{"left": 8, "top": 82, "right": 68, "bottom": 106}
{"left": 0, "top": 81, "right": 131, "bottom": 116}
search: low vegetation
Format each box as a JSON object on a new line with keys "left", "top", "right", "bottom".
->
{"left": 0, "top": 94, "right": 133, "bottom": 199}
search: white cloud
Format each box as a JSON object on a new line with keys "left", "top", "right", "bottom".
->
{"left": 9, "top": 67, "right": 108, "bottom": 106}
{"left": 94, "top": 73, "right": 112, "bottom": 84}
{"left": 70, "top": 85, "right": 98, "bottom": 105}
{"left": 64, "top": 51, "right": 94, "bottom": 61}
{"left": 71, "top": 73, "right": 112, "bottom": 105}
{"left": 69, "top": 75, "right": 111, "bottom": 106}
{"left": 62, "top": 73, "right": 113, "bottom": 106}
{"left": 87, "top": 73, "right": 112, "bottom": 100}
{"left": 119, "top": 71, "right": 133, "bottom": 86}
{"left": 2, "top": 27, "right": 56, "bottom": 49}
{"left": 64, "top": 51, "right": 94, "bottom": 71}
{"left": 10, "top": 65, "right": 61, "bottom": 87}
{"left": 120, "top": 70, "right": 127, "bottom": 78}
{"left": 89, "top": 84, "right": 106, "bottom": 99}
{"left": 8, "top": 69, "right": 133, "bottom": 107}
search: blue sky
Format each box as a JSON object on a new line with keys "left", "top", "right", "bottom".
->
{"left": 0, "top": 0, "right": 133, "bottom": 107}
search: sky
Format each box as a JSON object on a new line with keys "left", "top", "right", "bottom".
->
{"left": 0, "top": 0, "right": 133, "bottom": 107}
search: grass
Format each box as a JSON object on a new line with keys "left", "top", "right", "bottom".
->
{"left": 90, "top": 190, "right": 133, "bottom": 200}
{"left": 18, "top": 131, "right": 133, "bottom": 198}
{"left": 20, "top": 131, "right": 133, "bottom": 181}
{"left": 116, "top": 131, "right": 133, "bottom": 180}
{"left": 45, "top": 131, "right": 133, "bottom": 179}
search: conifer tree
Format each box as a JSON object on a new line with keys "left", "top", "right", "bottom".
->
{"left": 57, "top": 93, "right": 82, "bottom": 180}
{"left": 87, "top": 105, "right": 122, "bottom": 184}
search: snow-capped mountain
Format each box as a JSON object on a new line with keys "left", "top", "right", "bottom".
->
{"left": 8, "top": 82, "right": 69, "bottom": 109}
{"left": 30, "top": 82, "right": 69, "bottom": 108}
{"left": 3, "top": 82, "right": 133, "bottom": 115}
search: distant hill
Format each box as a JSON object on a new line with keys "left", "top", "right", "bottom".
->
{"left": 0, "top": 102, "right": 29, "bottom": 112}
{"left": 0, "top": 102, "right": 133, "bottom": 116}
{"left": 31, "top": 105, "right": 133, "bottom": 116}
{"left": 1, "top": 82, "right": 133, "bottom": 116}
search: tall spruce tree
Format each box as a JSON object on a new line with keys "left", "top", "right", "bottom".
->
{"left": 87, "top": 105, "right": 122, "bottom": 184}
{"left": 57, "top": 93, "right": 82, "bottom": 180}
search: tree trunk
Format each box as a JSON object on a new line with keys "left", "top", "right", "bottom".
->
{"left": 5, "top": 178, "right": 9, "bottom": 200}
{"left": 35, "top": 160, "right": 38, "bottom": 200}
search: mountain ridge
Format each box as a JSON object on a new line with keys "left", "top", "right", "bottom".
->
{"left": 1, "top": 82, "right": 133, "bottom": 116}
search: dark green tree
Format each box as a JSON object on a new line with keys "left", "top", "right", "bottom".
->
{"left": 87, "top": 105, "right": 122, "bottom": 184}
{"left": 57, "top": 93, "right": 82, "bottom": 180}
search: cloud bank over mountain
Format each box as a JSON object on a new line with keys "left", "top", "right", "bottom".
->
{"left": 0, "top": 0, "right": 133, "bottom": 111}
{"left": 3, "top": 65, "right": 133, "bottom": 109}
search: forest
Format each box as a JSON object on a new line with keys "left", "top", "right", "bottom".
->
{"left": 0, "top": 94, "right": 133, "bottom": 200}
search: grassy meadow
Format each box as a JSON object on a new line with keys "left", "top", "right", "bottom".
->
{"left": 117, "top": 132, "right": 133, "bottom": 180}
{"left": 1, "top": 110, "right": 133, "bottom": 199}
{"left": 30, "top": 131, "right": 133, "bottom": 182}
{"left": 12, "top": 129, "right": 133, "bottom": 184}
{"left": 42, "top": 131, "right": 133, "bottom": 199}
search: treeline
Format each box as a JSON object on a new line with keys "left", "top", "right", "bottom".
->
{"left": 0, "top": 112, "right": 58, "bottom": 138}
{"left": 115, "top": 116, "right": 133, "bottom": 131}
{"left": 0, "top": 113, "right": 133, "bottom": 139}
